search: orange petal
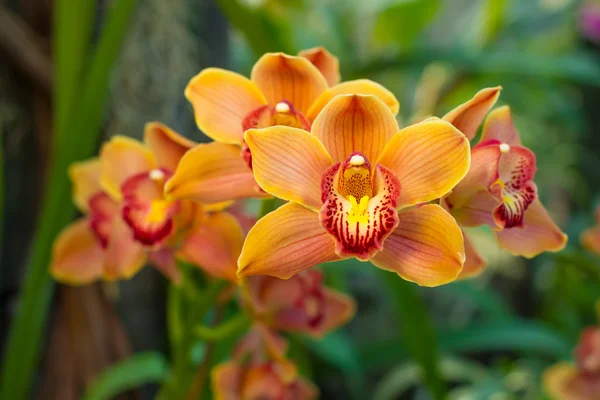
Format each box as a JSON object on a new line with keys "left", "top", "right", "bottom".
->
{"left": 185, "top": 68, "right": 267, "bottom": 144}
{"left": 100, "top": 136, "right": 157, "bottom": 201}
{"left": 450, "top": 190, "right": 501, "bottom": 228}
{"left": 144, "top": 122, "right": 196, "bottom": 171}
{"left": 165, "top": 142, "right": 267, "bottom": 204}
{"left": 244, "top": 126, "right": 333, "bottom": 212}
{"left": 309, "top": 289, "right": 356, "bottom": 337}
{"left": 298, "top": 46, "right": 340, "bottom": 86}
{"left": 68, "top": 158, "right": 103, "bottom": 213}
{"left": 250, "top": 53, "right": 328, "bottom": 114}
{"left": 178, "top": 212, "right": 244, "bottom": 281}
{"left": 457, "top": 231, "right": 487, "bottom": 279}
{"left": 372, "top": 204, "right": 465, "bottom": 287}
{"left": 494, "top": 199, "right": 567, "bottom": 258}
{"left": 377, "top": 118, "right": 471, "bottom": 209}
{"left": 149, "top": 248, "right": 181, "bottom": 284}
{"left": 312, "top": 94, "right": 400, "bottom": 164}
{"left": 582, "top": 226, "right": 600, "bottom": 256}
{"left": 50, "top": 218, "right": 105, "bottom": 285}
{"left": 307, "top": 79, "right": 399, "bottom": 121}
{"left": 211, "top": 361, "right": 242, "bottom": 400}
{"left": 480, "top": 106, "right": 522, "bottom": 146}
{"left": 292, "top": 378, "right": 319, "bottom": 400}
{"left": 237, "top": 202, "right": 339, "bottom": 279}
{"left": 103, "top": 217, "right": 147, "bottom": 280}
{"left": 542, "top": 363, "right": 580, "bottom": 400}
{"left": 443, "top": 86, "right": 502, "bottom": 140}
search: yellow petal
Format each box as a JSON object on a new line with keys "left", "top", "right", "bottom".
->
{"left": 185, "top": 68, "right": 267, "bottom": 144}
{"left": 251, "top": 52, "right": 328, "bottom": 114}
{"left": 443, "top": 86, "right": 502, "bottom": 140}
{"left": 165, "top": 142, "right": 267, "bottom": 204}
{"left": 103, "top": 217, "right": 147, "bottom": 280}
{"left": 377, "top": 118, "right": 471, "bottom": 208}
{"left": 237, "top": 202, "right": 339, "bottom": 279}
{"left": 298, "top": 46, "right": 340, "bottom": 86}
{"left": 100, "top": 136, "right": 157, "bottom": 201}
{"left": 68, "top": 158, "right": 102, "bottom": 213}
{"left": 480, "top": 105, "right": 522, "bottom": 145}
{"left": 312, "top": 94, "right": 400, "bottom": 164}
{"left": 494, "top": 199, "right": 567, "bottom": 258}
{"left": 50, "top": 218, "right": 105, "bottom": 285}
{"left": 244, "top": 127, "right": 333, "bottom": 212}
{"left": 178, "top": 212, "right": 244, "bottom": 281}
{"left": 457, "top": 231, "right": 487, "bottom": 279}
{"left": 307, "top": 79, "right": 399, "bottom": 121}
{"left": 542, "top": 363, "right": 580, "bottom": 400}
{"left": 144, "top": 122, "right": 196, "bottom": 171}
{"left": 372, "top": 204, "right": 465, "bottom": 287}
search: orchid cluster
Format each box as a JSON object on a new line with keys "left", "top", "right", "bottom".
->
{"left": 49, "top": 47, "right": 568, "bottom": 398}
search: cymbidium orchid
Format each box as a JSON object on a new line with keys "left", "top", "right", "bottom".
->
{"left": 237, "top": 93, "right": 471, "bottom": 287}
{"left": 164, "top": 47, "right": 399, "bottom": 205}
{"left": 442, "top": 88, "right": 568, "bottom": 278}
{"left": 50, "top": 123, "right": 240, "bottom": 284}
{"left": 543, "top": 326, "right": 600, "bottom": 399}
{"left": 212, "top": 324, "right": 317, "bottom": 400}
{"left": 582, "top": 206, "right": 600, "bottom": 255}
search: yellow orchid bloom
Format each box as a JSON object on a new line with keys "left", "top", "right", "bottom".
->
{"left": 442, "top": 89, "right": 567, "bottom": 278}
{"left": 50, "top": 123, "right": 240, "bottom": 284}
{"left": 237, "top": 93, "right": 471, "bottom": 287}
{"left": 164, "top": 47, "right": 399, "bottom": 205}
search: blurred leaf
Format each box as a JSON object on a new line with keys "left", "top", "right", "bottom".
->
{"left": 0, "top": 2, "right": 138, "bottom": 399}
{"left": 83, "top": 352, "right": 168, "bottom": 400}
{"left": 374, "top": 0, "right": 440, "bottom": 48}
{"left": 0, "top": 126, "right": 3, "bottom": 252}
{"left": 378, "top": 270, "right": 446, "bottom": 400}
{"left": 439, "top": 320, "right": 572, "bottom": 358}
{"left": 440, "top": 281, "right": 512, "bottom": 320}
{"left": 484, "top": 0, "right": 508, "bottom": 43}
{"left": 296, "top": 331, "right": 366, "bottom": 399}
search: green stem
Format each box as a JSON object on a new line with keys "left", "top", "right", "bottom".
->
{"left": 259, "top": 197, "right": 277, "bottom": 219}
{"left": 195, "top": 313, "right": 251, "bottom": 341}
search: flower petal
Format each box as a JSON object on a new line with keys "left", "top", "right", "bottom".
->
{"left": 50, "top": 218, "right": 104, "bottom": 285}
{"left": 309, "top": 289, "right": 355, "bottom": 337}
{"left": 377, "top": 118, "right": 471, "bottom": 208}
{"left": 185, "top": 68, "right": 267, "bottom": 144}
{"left": 542, "top": 363, "right": 579, "bottom": 400}
{"left": 178, "top": 212, "right": 244, "bottom": 281}
{"left": 100, "top": 136, "right": 157, "bottom": 201}
{"left": 298, "top": 46, "right": 340, "bottom": 86}
{"left": 449, "top": 190, "right": 500, "bottom": 228}
{"left": 457, "top": 231, "right": 487, "bottom": 279}
{"left": 494, "top": 199, "right": 567, "bottom": 258}
{"left": 144, "top": 122, "right": 196, "bottom": 171}
{"left": 244, "top": 126, "right": 333, "bottom": 211}
{"left": 307, "top": 79, "right": 400, "bottom": 121}
{"left": 238, "top": 202, "right": 339, "bottom": 279}
{"left": 582, "top": 226, "right": 600, "bottom": 255}
{"left": 211, "top": 361, "right": 242, "bottom": 400}
{"left": 68, "top": 158, "right": 102, "bottom": 213}
{"left": 103, "top": 217, "right": 147, "bottom": 280}
{"left": 165, "top": 142, "right": 266, "bottom": 204}
{"left": 372, "top": 204, "right": 465, "bottom": 287}
{"left": 443, "top": 86, "right": 501, "bottom": 140}
{"left": 480, "top": 105, "right": 522, "bottom": 146}
{"left": 251, "top": 53, "right": 328, "bottom": 114}
{"left": 148, "top": 248, "right": 181, "bottom": 284}
{"left": 312, "top": 94, "right": 400, "bottom": 164}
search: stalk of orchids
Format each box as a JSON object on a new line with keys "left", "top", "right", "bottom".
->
{"left": 49, "top": 47, "right": 568, "bottom": 399}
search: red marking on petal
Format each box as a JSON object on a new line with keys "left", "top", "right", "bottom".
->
{"left": 88, "top": 192, "right": 119, "bottom": 248}
{"left": 121, "top": 169, "right": 179, "bottom": 245}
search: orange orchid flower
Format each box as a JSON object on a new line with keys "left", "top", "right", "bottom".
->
{"left": 244, "top": 270, "right": 355, "bottom": 337}
{"left": 50, "top": 123, "right": 242, "bottom": 284}
{"left": 237, "top": 93, "right": 471, "bottom": 286}
{"left": 543, "top": 326, "right": 600, "bottom": 400}
{"left": 212, "top": 324, "right": 317, "bottom": 400}
{"left": 582, "top": 206, "right": 600, "bottom": 255}
{"left": 443, "top": 89, "right": 567, "bottom": 278}
{"left": 164, "top": 47, "right": 399, "bottom": 205}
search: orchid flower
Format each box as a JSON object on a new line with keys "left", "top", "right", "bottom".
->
{"left": 582, "top": 206, "right": 600, "bottom": 255}
{"left": 212, "top": 324, "right": 317, "bottom": 400}
{"left": 543, "top": 326, "right": 600, "bottom": 400}
{"left": 443, "top": 88, "right": 568, "bottom": 278}
{"left": 50, "top": 123, "right": 241, "bottom": 284}
{"left": 237, "top": 93, "right": 471, "bottom": 286}
{"left": 164, "top": 47, "right": 399, "bottom": 205}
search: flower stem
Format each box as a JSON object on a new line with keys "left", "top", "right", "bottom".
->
{"left": 194, "top": 312, "right": 251, "bottom": 341}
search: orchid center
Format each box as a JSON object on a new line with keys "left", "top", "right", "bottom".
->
{"left": 242, "top": 100, "right": 311, "bottom": 133}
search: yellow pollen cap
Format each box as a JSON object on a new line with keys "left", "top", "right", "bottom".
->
{"left": 499, "top": 143, "right": 510, "bottom": 153}
{"left": 349, "top": 155, "right": 365, "bottom": 166}
{"left": 275, "top": 102, "right": 290, "bottom": 113}
{"left": 149, "top": 168, "right": 165, "bottom": 181}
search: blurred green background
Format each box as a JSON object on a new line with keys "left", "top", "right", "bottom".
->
{"left": 1, "top": 0, "right": 600, "bottom": 398}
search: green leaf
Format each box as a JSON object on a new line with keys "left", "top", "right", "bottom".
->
{"left": 0, "top": 2, "right": 138, "bottom": 399}
{"left": 296, "top": 331, "right": 366, "bottom": 399}
{"left": 374, "top": 0, "right": 440, "bottom": 48}
{"left": 83, "top": 352, "right": 168, "bottom": 400}
{"left": 378, "top": 270, "right": 446, "bottom": 400}
{"left": 439, "top": 281, "right": 512, "bottom": 320}
{"left": 484, "top": 0, "right": 508, "bottom": 43}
